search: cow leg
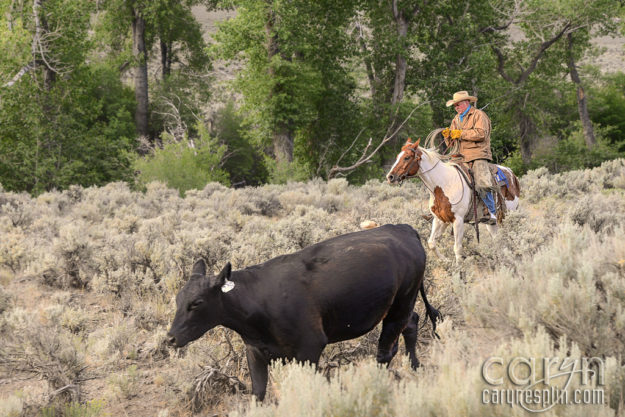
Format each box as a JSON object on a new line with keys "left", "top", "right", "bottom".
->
{"left": 402, "top": 311, "right": 420, "bottom": 369}
{"left": 295, "top": 333, "right": 328, "bottom": 366}
{"left": 245, "top": 345, "right": 269, "bottom": 401}
{"left": 376, "top": 315, "right": 411, "bottom": 366}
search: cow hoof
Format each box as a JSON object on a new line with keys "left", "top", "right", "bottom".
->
{"left": 376, "top": 351, "right": 393, "bottom": 365}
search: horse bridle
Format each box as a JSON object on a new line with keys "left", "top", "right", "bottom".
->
{"left": 397, "top": 148, "right": 464, "bottom": 206}
{"left": 398, "top": 147, "right": 438, "bottom": 185}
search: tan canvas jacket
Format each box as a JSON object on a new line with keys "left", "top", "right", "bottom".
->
{"left": 445, "top": 106, "right": 492, "bottom": 162}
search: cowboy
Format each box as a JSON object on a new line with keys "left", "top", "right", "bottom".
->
{"left": 442, "top": 91, "right": 497, "bottom": 225}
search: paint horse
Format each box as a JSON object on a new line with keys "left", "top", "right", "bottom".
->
{"left": 386, "top": 138, "right": 520, "bottom": 262}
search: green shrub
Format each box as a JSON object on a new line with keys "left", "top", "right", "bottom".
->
{"left": 589, "top": 72, "right": 625, "bottom": 152}
{"left": 40, "top": 399, "right": 106, "bottom": 417}
{"left": 529, "top": 125, "right": 624, "bottom": 173}
{"left": 133, "top": 122, "right": 230, "bottom": 196}
{"left": 212, "top": 101, "right": 269, "bottom": 186}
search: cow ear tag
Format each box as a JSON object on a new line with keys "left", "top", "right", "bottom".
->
{"left": 221, "top": 279, "right": 235, "bottom": 293}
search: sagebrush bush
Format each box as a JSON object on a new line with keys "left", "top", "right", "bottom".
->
{"left": 521, "top": 158, "right": 625, "bottom": 203}
{"left": 463, "top": 223, "right": 625, "bottom": 358}
{"left": 0, "top": 285, "right": 11, "bottom": 314}
{"left": 0, "top": 160, "right": 624, "bottom": 416}
{"left": 0, "top": 393, "right": 24, "bottom": 417}
{"left": 234, "top": 326, "right": 622, "bottom": 417}
{"left": 0, "top": 321, "right": 86, "bottom": 403}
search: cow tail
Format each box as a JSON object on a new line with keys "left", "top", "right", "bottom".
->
{"left": 420, "top": 283, "right": 441, "bottom": 339}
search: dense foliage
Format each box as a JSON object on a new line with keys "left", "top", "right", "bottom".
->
{"left": 0, "top": 0, "right": 624, "bottom": 193}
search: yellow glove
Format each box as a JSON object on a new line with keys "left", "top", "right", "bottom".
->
{"left": 451, "top": 129, "right": 462, "bottom": 140}
{"left": 441, "top": 128, "right": 450, "bottom": 139}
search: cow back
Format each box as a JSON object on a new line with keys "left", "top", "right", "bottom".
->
{"left": 236, "top": 224, "right": 426, "bottom": 343}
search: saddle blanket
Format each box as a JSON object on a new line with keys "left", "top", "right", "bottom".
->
{"left": 495, "top": 167, "right": 509, "bottom": 187}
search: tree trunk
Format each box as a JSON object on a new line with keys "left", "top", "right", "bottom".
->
{"left": 517, "top": 104, "right": 537, "bottom": 164}
{"left": 383, "top": 1, "right": 420, "bottom": 167}
{"left": 490, "top": 23, "right": 572, "bottom": 165}
{"left": 265, "top": 3, "right": 294, "bottom": 163}
{"left": 273, "top": 127, "right": 294, "bottom": 164}
{"left": 160, "top": 40, "right": 168, "bottom": 80}
{"left": 32, "top": 0, "right": 55, "bottom": 90}
{"left": 132, "top": 7, "right": 149, "bottom": 138}
{"left": 567, "top": 33, "right": 595, "bottom": 148}
{"left": 391, "top": 14, "right": 408, "bottom": 107}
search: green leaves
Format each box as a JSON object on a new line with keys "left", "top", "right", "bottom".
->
{"left": 133, "top": 122, "right": 229, "bottom": 196}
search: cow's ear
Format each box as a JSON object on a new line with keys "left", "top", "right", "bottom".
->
{"left": 191, "top": 259, "right": 206, "bottom": 278}
{"left": 213, "top": 262, "right": 232, "bottom": 288}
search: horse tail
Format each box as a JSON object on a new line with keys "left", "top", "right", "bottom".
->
{"left": 512, "top": 171, "right": 521, "bottom": 196}
{"left": 420, "top": 282, "right": 442, "bottom": 339}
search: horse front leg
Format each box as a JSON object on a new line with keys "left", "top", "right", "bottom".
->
{"left": 428, "top": 216, "right": 449, "bottom": 259}
{"left": 452, "top": 218, "right": 465, "bottom": 263}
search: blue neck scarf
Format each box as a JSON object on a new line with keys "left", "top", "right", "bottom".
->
{"left": 459, "top": 104, "right": 471, "bottom": 122}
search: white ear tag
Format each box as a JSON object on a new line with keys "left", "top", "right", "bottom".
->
{"left": 221, "top": 279, "right": 235, "bottom": 293}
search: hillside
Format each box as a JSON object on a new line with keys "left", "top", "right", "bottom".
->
{"left": 1, "top": 160, "right": 624, "bottom": 416}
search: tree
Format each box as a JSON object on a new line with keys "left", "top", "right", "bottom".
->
{"left": 560, "top": 0, "right": 618, "bottom": 149}
{"left": 482, "top": 0, "right": 619, "bottom": 162}
{"left": 212, "top": 0, "right": 361, "bottom": 171}
{"left": 0, "top": 0, "right": 136, "bottom": 193}
{"left": 97, "top": 0, "right": 211, "bottom": 140}
{"left": 356, "top": 0, "right": 426, "bottom": 161}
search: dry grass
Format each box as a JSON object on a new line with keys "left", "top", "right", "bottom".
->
{"left": 0, "top": 159, "right": 624, "bottom": 416}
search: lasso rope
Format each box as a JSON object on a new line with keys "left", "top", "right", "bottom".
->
{"left": 423, "top": 127, "right": 460, "bottom": 159}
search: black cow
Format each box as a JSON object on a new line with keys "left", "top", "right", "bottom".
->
{"left": 167, "top": 224, "right": 440, "bottom": 400}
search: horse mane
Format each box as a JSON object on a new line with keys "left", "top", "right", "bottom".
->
{"left": 420, "top": 147, "right": 443, "bottom": 161}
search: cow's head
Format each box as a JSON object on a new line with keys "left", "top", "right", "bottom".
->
{"left": 167, "top": 260, "right": 232, "bottom": 347}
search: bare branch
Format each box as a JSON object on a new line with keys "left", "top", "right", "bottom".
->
{"left": 491, "top": 21, "right": 571, "bottom": 86}
{"left": 480, "top": 18, "right": 514, "bottom": 33}
{"left": 334, "top": 128, "right": 365, "bottom": 167}
{"left": 491, "top": 46, "right": 514, "bottom": 82}
{"left": 518, "top": 22, "right": 571, "bottom": 84}
{"left": 354, "top": 18, "right": 377, "bottom": 99}
{"left": 3, "top": 61, "right": 36, "bottom": 87}
{"left": 327, "top": 101, "right": 430, "bottom": 178}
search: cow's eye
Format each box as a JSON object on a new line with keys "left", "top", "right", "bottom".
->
{"left": 188, "top": 299, "right": 204, "bottom": 311}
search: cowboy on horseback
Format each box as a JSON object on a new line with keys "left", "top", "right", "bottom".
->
{"left": 442, "top": 91, "right": 498, "bottom": 225}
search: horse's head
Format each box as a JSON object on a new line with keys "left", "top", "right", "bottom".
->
{"left": 386, "top": 138, "right": 422, "bottom": 184}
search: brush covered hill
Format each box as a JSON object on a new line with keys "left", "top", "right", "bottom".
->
{"left": 1, "top": 159, "right": 624, "bottom": 416}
